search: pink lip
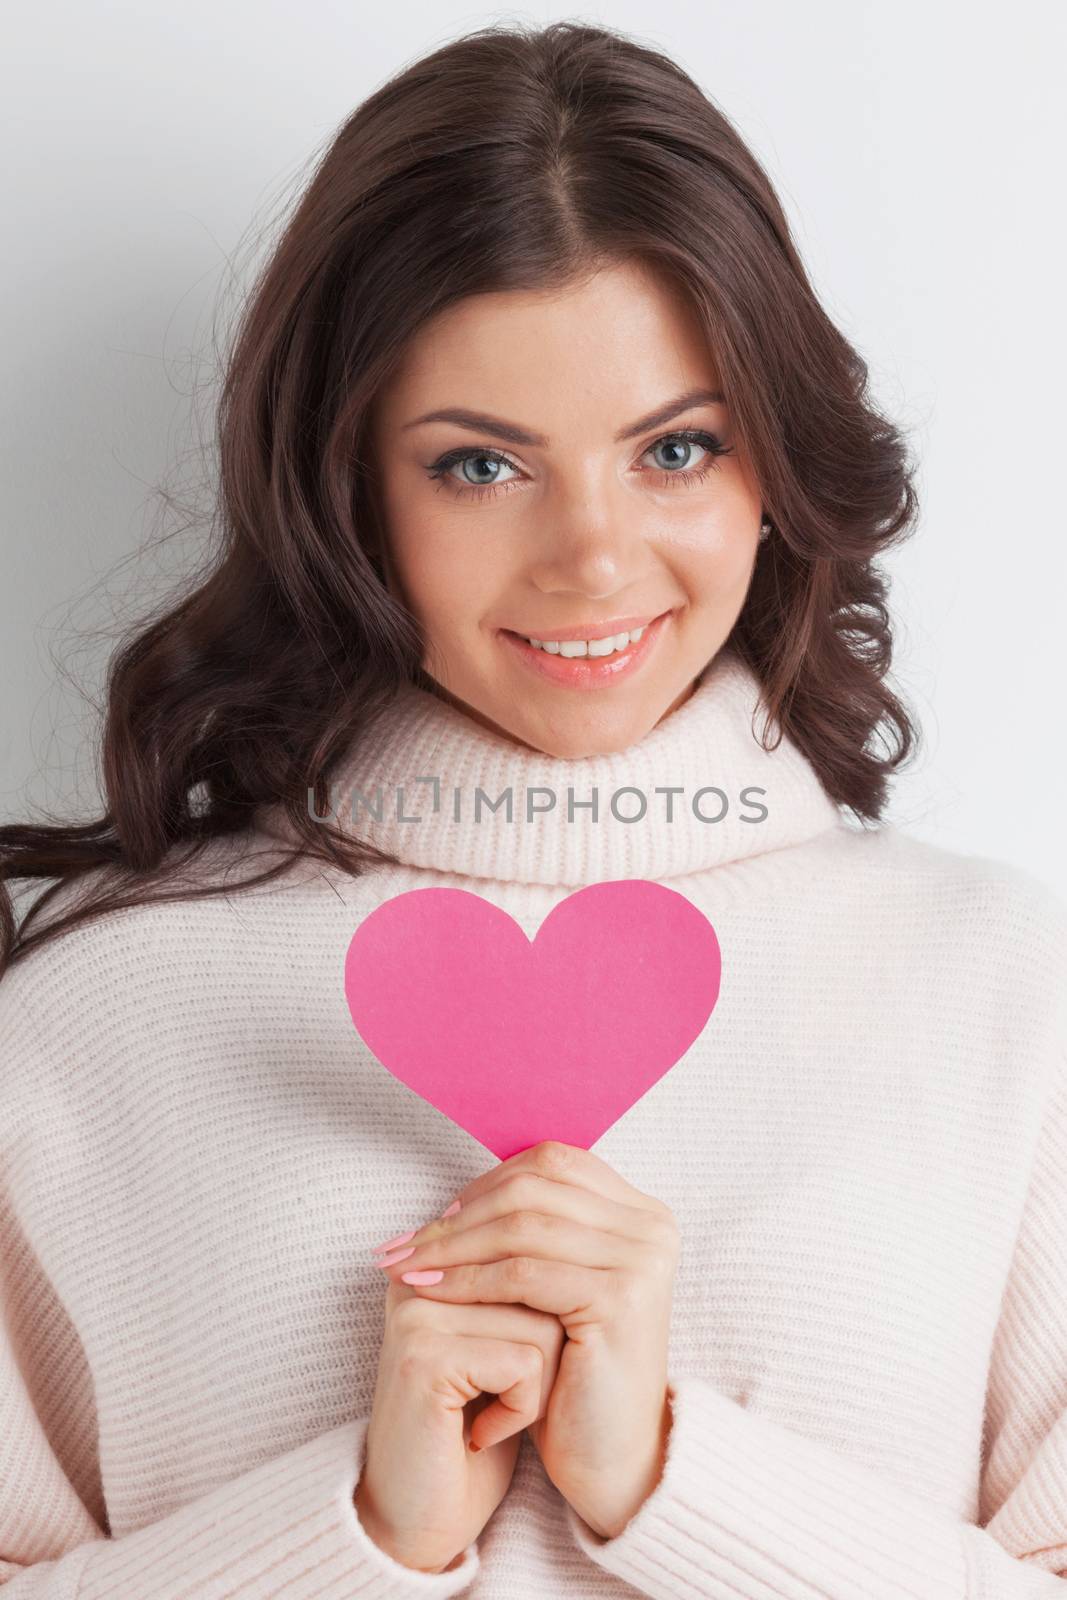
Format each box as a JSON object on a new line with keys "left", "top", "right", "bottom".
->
{"left": 503, "top": 612, "right": 664, "bottom": 644}
{"left": 498, "top": 609, "right": 673, "bottom": 689}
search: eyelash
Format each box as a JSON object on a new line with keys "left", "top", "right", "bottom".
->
{"left": 424, "top": 428, "right": 734, "bottom": 502}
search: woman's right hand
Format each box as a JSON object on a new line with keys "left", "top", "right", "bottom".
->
{"left": 354, "top": 1277, "right": 566, "bottom": 1574}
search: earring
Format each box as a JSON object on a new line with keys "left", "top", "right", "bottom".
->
{"left": 758, "top": 517, "right": 773, "bottom": 543}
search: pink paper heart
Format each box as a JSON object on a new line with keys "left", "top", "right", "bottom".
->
{"left": 343, "top": 879, "right": 721, "bottom": 1160}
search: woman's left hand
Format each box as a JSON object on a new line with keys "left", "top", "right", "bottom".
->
{"left": 372, "top": 1140, "right": 679, "bottom": 1539}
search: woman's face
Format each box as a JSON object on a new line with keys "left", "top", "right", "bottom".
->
{"left": 368, "top": 257, "right": 764, "bottom": 757}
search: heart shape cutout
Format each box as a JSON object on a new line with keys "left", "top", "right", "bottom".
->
{"left": 344, "top": 879, "right": 721, "bottom": 1160}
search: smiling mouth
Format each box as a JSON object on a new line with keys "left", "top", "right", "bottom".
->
{"left": 501, "top": 610, "right": 670, "bottom": 655}
{"left": 498, "top": 608, "right": 674, "bottom": 686}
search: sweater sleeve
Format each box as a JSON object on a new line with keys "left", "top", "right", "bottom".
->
{"left": 563, "top": 1054, "right": 1067, "bottom": 1600}
{"left": 0, "top": 1412, "right": 481, "bottom": 1598}
{"left": 0, "top": 1279, "right": 480, "bottom": 1600}
{"left": 0, "top": 997, "right": 479, "bottom": 1598}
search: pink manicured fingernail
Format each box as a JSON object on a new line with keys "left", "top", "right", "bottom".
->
{"left": 371, "top": 1228, "right": 417, "bottom": 1254}
{"left": 441, "top": 1201, "right": 461, "bottom": 1218}
{"left": 401, "top": 1269, "right": 444, "bottom": 1285}
{"left": 375, "top": 1245, "right": 416, "bottom": 1269}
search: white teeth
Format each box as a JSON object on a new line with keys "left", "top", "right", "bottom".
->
{"left": 524, "top": 625, "right": 647, "bottom": 657}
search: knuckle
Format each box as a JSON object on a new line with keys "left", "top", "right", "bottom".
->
{"left": 505, "top": 1253, "right": 534, "bottom": 1284}
{"left": 518, "top": 1341, "right": 544, "bottom": 1376}
{"left": 511, "top": 1173, "right": 544, "bottom": 1208}
{"left": 635, "top": 1199, "right": 678, "bottom": 1250}
{"left": 393, "top": 1325, "right": 438, "bottom": 1379}
{"left": 388, "top": 1293, "right": 440, "bottom": 1341}
{"left": 646, "top": 1243, "right": 678, "bottom": 1287}
{"left": 649, "top": 1205, "right": 681, "bottom": 1254}
{"left": 614, "top": 1272, "right": 646, "bottom": 1316}
{"left": 544, "top": 1316, "right": 566, "bottom": 1356}
{"left": 531, "top": 1140, "right": 574, "bottom": 1180}
{"left": 503, "top": 1208, "right": 538, "bottom": 1241}
{"left": 387, "top": 1294, "right": 425, "bottom": 1331}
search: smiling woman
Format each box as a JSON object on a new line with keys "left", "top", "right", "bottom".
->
{"left": 364, "top": 260, "right": 767, "bottom": 757}
{"left": 0, "top": 16, "right": 919, "bottom": 965}
{"left": 2, "top": 17, "right": 1066, "bottom": 1600}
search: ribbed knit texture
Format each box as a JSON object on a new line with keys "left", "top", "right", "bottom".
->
{"left": 2, "top": 643, "right": 1066, "bottom": 1597}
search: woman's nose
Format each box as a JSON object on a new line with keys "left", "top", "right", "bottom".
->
{"left": 524, "top": 485, "right": 649, "bottom": 593}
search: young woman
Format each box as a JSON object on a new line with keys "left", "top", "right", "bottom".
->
{"left": 2, "top": 20, "right": 1064, "bottom": 1598}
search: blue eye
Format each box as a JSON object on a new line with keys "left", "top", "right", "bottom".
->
{"left": 647, "top": 434, "right": 718, "bottom": 473}
{"left": 440, "top": 452, "right": 520, "bottom": 491}
{"left": 425, "top": 427, "right": 734, "bottom": 502}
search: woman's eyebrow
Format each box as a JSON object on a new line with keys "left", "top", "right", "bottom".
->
{"left": 400, "top": 386, "right": 725, "bottom": 448}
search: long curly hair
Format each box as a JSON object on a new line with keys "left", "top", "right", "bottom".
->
{"left": 0, "top": 18, "right": 921, "bottom": 978}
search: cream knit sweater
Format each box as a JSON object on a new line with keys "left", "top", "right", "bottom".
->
{"left": 2, "top": 645, "right": 1066, "bottom": 1598}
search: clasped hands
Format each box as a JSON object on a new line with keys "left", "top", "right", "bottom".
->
{"left": 370, "top": 1140, "right": 679, "bottom": 1540}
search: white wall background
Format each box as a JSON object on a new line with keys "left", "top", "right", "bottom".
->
{"left": 2, "top": 2, "right": 1065, "bottom": 899}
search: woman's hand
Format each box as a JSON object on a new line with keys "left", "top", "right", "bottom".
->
{"left": 356, "top": 1277, "right": 566, "bottom": 1573}
{"left": 372, "top": 1141, "right": 679, "bottom": 1539}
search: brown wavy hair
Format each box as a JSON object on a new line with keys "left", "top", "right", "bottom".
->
{"left": 0, "top": 18, "right": 921, "bottom": 979}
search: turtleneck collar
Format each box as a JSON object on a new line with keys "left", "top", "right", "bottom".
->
{"left": 255, "top": 646, "right": 843, "bottom": 887}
